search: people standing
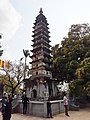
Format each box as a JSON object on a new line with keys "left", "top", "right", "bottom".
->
{"left": 1, "top": 93, "right": 7, "bottom": 116}
{"left": 2, "top": 94, "right": 12, "bottom": 120}
{"left": 47, "top": 97, "right": 53, "bottom": 118}
{"left": 63, "top": 92, "right": 70, "bottom": 117}
{"left": 22, "top": 93, "right": 29, "bottom": 114}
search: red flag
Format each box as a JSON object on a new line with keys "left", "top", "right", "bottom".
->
{"left": 0, "top": 59, "right": 4, "bottom": 68}
{"left": 2, "top": 60, "right": 4, "bottom": 68}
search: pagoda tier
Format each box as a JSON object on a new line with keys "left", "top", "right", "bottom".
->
{"left": 32, "top": 31, "right": 50, "bottom": 38}
{"left": 32, "top": 25, "right": 50, "bottom": 34}
{"left": 30, "top": 52, "right": 51, "bottom": 59}
{"left": 30, "top": 64, "right": 51, "bottom": 71}
{"left": 30, "top": 53, "right": 51, "bottom": 60}
{"left": 32, "top": 36, "right": 51, "bottom": 43}
{"left": 31, "top": 41, "right": 51, "bottom": 48}
{"left": 33, "top": 22, "right": 49, "bottom": 28}
{"left": 30, "top": 46, "right": 51, "bottom": 53}
{"left": 30, "top": 56, "right": 51, "bottom": 64}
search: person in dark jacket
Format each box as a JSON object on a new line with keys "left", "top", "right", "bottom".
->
{"left": 1, "top": 93, "right": 7, "bottom": 116}
{"left": 47, "top": 97, "right": 53, "bottom": 118}
{"left": 2, "top": 94, "right": 12, "bottom": 120}
{"left": 22, "top": 94, "right": 29, "bottom": 114}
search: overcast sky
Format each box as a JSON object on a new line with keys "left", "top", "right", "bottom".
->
{"left": 0, "top": 0, "right": 90, "bottom": 62}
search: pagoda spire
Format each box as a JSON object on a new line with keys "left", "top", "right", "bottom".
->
{"left": 39, "top": 8, "right": 43, "bottom": 14}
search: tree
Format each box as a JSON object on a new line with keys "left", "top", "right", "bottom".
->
{"left": 75, "top": 57, "right": 90, "bottom": 96}
{"left": 0, "top": 60, "right": 30, "bottom": 96}
{"left": 23, "top": 49, "right": 30, "bottom": 89}
{"left": 51, "top": 23, "right": 90, "bottom": 97}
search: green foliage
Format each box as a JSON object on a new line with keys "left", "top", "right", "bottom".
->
{"left": 51, "top": 23, "right": 90, "bottom": 97}
{"left": 0, "top": 60, "right": 28, "bottom": 96}
{"left": 76, "top": 57, "right": 90, "bottom": 80}
{"left": 69, "top": 79, "right": 84, "bottom": 97}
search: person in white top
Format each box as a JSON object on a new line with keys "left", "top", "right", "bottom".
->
{"left": 63, "top": 92, "right": 70, "bottom": 117}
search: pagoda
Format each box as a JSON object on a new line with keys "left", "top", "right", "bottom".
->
{"left": 26, "top": 8, "right": 57, "bottom": 99}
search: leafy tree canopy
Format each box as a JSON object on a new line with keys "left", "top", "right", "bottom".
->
{"left": 51, "top": 23, "right": 90, "bottom": 97}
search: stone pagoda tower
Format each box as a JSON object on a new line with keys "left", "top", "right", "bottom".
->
{"left": 26, "top": 8, "right": 57, "bottom": 99}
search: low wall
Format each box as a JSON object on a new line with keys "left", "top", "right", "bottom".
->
{"left": 15, "top": 99, "right": 64, "bottom": 117}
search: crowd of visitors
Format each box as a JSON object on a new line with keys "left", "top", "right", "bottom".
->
{"left": 0, "top": 91, "right": 70, "bottom": 119}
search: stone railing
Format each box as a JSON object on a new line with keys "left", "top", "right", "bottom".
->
{"left": 14, "top": 99, "right": 64, "bottom": 117}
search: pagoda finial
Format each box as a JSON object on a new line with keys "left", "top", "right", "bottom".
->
{"left": 39, "top": 8, "right": 43, "bottom": 14}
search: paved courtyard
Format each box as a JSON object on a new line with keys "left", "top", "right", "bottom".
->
{"left": 0, "top": 107, "right": 90, "bottom": 120}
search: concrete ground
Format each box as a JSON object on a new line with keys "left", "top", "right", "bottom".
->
{"left": 0, "top": 107, "right": 90, "bottom": 120}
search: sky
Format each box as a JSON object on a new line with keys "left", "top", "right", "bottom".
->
{"left": 0, "top": 0, "right": 90, "bottom": 63}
